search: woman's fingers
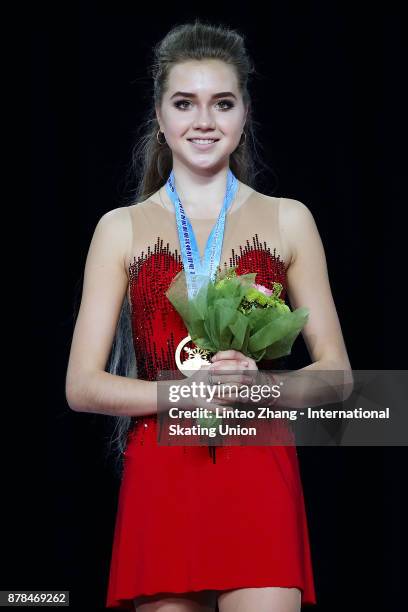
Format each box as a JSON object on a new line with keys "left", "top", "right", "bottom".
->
{"left": 210, "top": 364, "right": 259, "bottom": 403}
{"left": 210, "top": 359, "right": 249, "bottom": 371}
{"left": 210, "top": 359, "right": 257, "bottom": 385}
{"left": 211, "top": 349, "right": 245, "bottom": 362}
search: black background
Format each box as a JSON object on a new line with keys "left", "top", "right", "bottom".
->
{"left": 25, "top": 2, "right": 406, "bottom": 610}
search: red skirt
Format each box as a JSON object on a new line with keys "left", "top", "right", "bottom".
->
{"left": 106, "top": 415, "right": 317, "bottom": 608}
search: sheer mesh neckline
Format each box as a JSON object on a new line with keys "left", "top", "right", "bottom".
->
{"left": 146, "top": 188, "right": 257, "bottom": 221}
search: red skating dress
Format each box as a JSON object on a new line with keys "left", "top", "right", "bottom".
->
{"left": 106, "top": 190, "right": 317, "bottom": 608}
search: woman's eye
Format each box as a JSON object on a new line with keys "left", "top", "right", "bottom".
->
{"left": 174, "top": 100, "right": 190, "bottom": 110}
{"left": 174, "top": 100, "right": 234, "bottom": 111}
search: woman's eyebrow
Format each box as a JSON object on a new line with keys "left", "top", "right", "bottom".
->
{"left": 170, "top": 91, "right": 237, "bottom": 100}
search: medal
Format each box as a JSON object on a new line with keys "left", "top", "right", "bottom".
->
{"left": 175, "top": 334, "right": 212, "bottom": 376}
{"left": 165, "top": 168, "right": 238, "bottom": 374}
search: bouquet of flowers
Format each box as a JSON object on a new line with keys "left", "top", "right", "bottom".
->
{"left": 165, "top": 265, "right": 309, "bottom": 361}
{"left": 165, "top": 266, "right": 309, "bottom": 433}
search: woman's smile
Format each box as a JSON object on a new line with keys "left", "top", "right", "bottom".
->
{"left": 188, "top": 138, "right": 219, "bottom": 150}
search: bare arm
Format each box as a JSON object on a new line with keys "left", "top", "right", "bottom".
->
{"left": 65, "top": 207, "right": 158, "bottom": 416}
{"left": 263, "top": 198, "right": 354, "bottom": 408}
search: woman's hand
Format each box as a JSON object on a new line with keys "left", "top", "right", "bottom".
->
{"left": 209, "top": 349, "right": 259, "bottom": 404}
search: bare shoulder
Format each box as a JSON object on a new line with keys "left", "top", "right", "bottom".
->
{"left": 94, "top": 206, "right": 133, "bottom": 277}
{"left": 278, "top": 197, "right": 318, "bottom": 268}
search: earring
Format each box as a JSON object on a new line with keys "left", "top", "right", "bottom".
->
{"left": 238, "top": 131, "right": 247, "bottom": 147}
{"left": 157, "top": 129, "right": 167, "bottom": 145}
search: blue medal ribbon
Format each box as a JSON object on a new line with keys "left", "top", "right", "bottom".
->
{"left": 165, "top": 168, "right": 239, "bottom": 298}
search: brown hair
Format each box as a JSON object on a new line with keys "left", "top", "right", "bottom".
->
{"left": 104, "top": 18, "right": 276, "bottom": 478}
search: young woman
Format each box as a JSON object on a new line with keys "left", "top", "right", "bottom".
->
{"left": 66, "top": 20, "right": 351, "bottom": 612}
